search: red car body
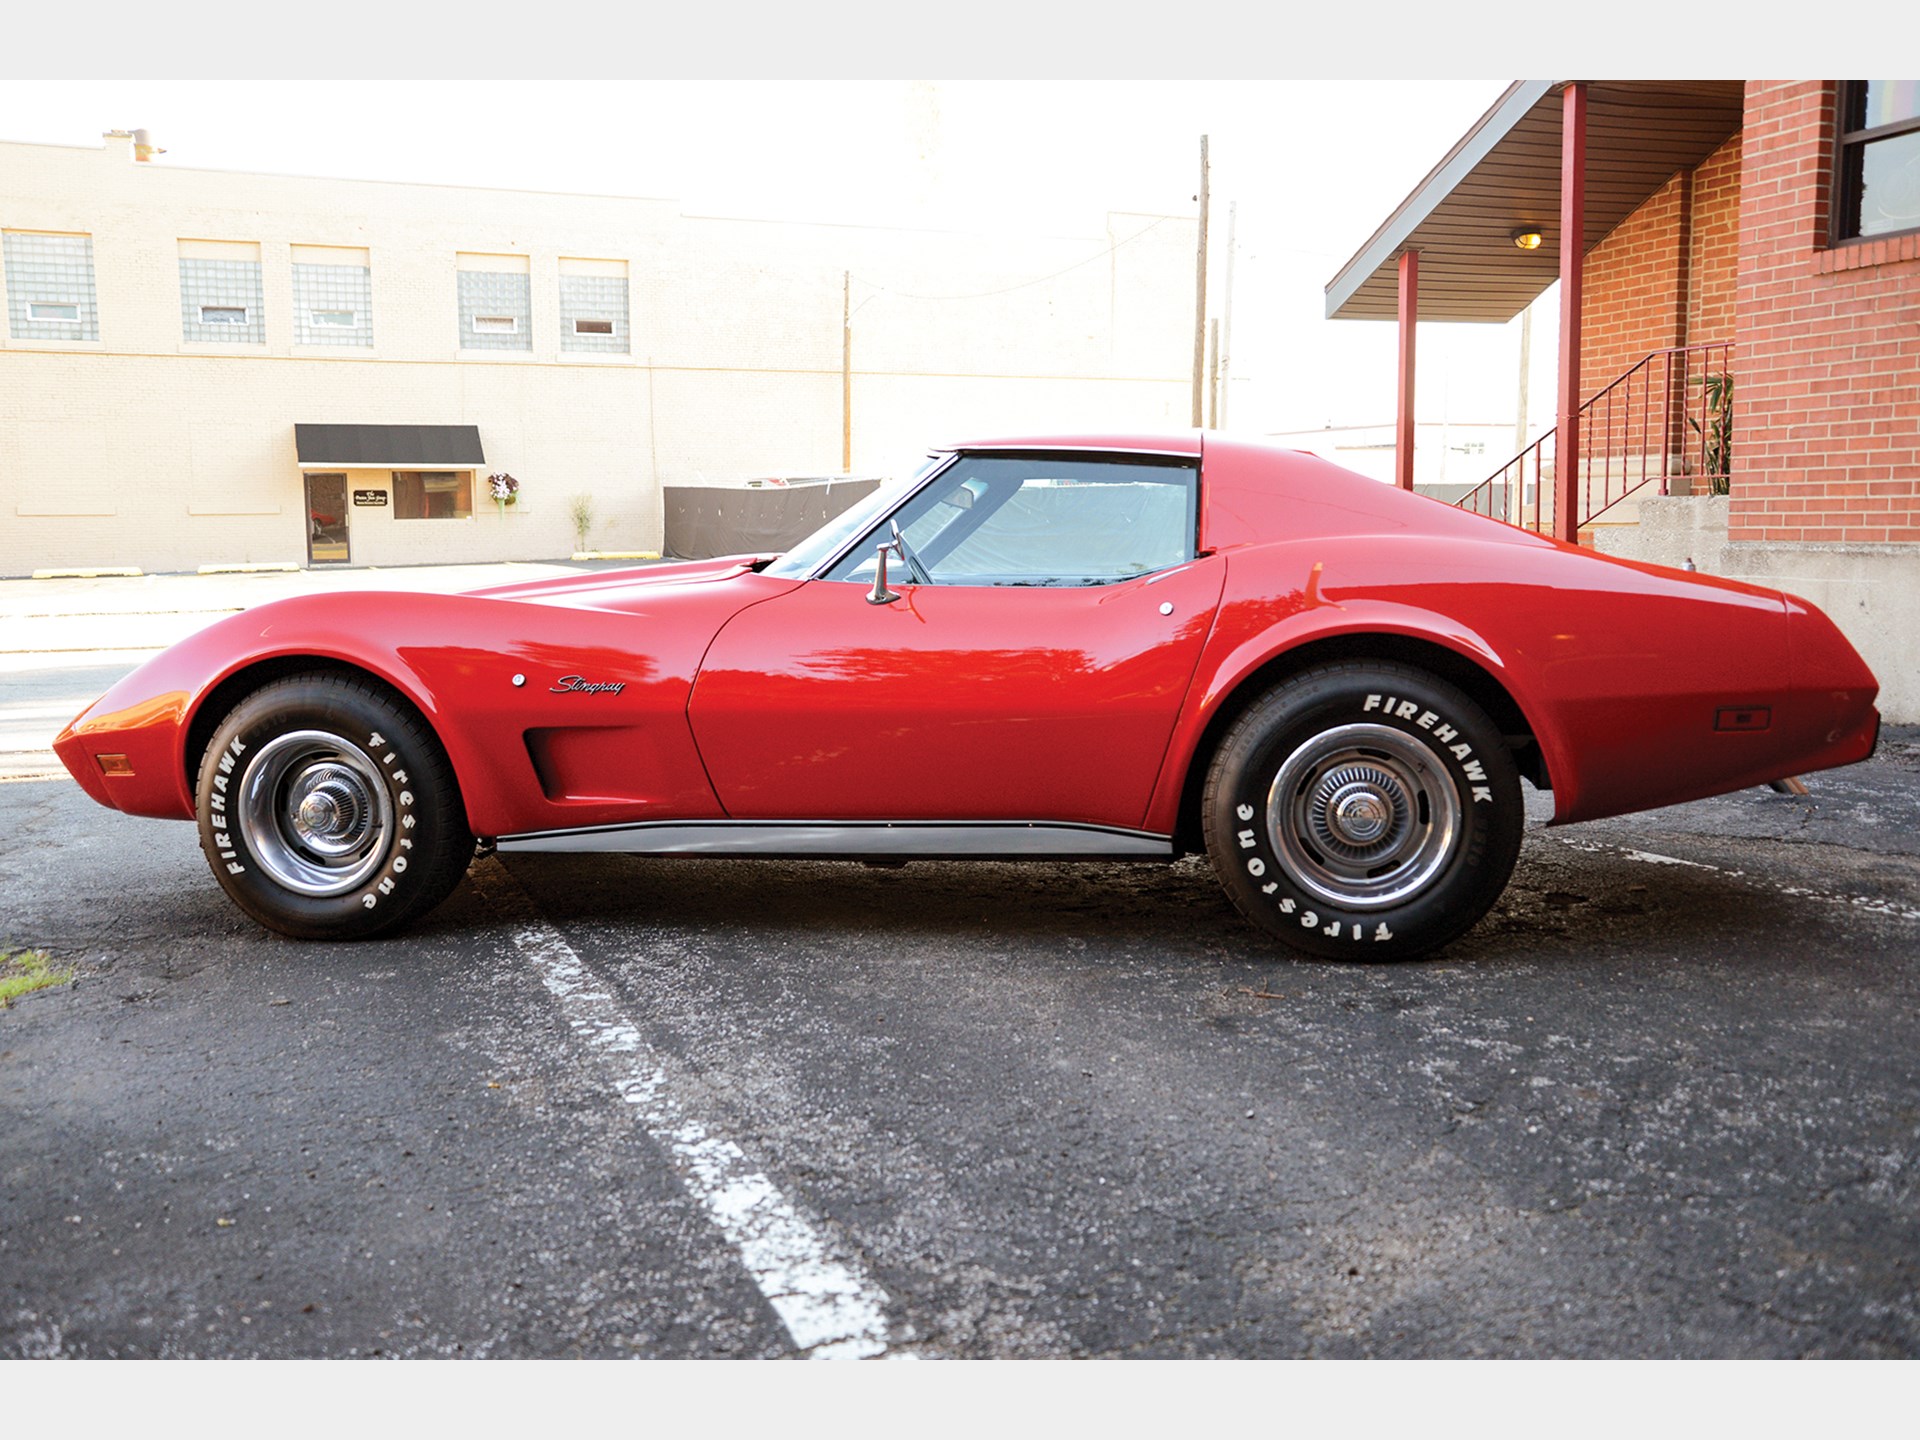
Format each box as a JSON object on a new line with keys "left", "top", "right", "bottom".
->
{"left": 54, "top": 434, "right": 1880, "bottom": 956}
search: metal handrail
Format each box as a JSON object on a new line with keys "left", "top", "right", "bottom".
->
{"left": 1455, "top": 341, "right": 1733, "bottom": 539}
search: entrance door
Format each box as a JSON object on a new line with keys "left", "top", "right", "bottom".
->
{"left": 305, "top": 473, "right": 350, "bottom": 565}
{"left": 688, "top": 562, "right": 1225, "bottom": 828}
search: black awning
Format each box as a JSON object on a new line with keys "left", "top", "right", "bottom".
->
{"left": 294, "top": 424, "right": 486, "bottom": 467}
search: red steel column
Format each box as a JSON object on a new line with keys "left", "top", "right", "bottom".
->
{"left": 1395, "top": 249, "right": 1418, "bottom": 491}
{"left": 1554, "top": 82, "right": 1588, "bottom": 543}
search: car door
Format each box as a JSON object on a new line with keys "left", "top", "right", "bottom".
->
{"left": 687, "top": 452, "right": 1226, "bottom": 830}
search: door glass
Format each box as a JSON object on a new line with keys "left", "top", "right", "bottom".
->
{"left": 828, "top": 456, "right": 1198, "bottom": 588}
{"left": 306, "top": 473, "right": 350, "bottom": 564}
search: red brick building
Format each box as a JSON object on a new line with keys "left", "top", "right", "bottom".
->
{"left": 1328, "top": 80, "right": 1920, "bottom": 720}
{"left": 1737, "top": 82, "right": 1920, "bottom": 545}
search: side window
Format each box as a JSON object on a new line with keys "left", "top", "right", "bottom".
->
{"left": 827, "top": 455, "right": 1197, "bottom": 587}
{"left": 1833, "top": 81, "right": 1920, "bottom": 243}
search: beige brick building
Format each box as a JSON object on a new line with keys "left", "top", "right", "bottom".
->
{"left": 1, "top": 133, "right": 1196, "bottom": 575}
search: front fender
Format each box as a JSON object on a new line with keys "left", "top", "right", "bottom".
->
{"left": 55, "top": 577, "right": 791, "bottom": 836}
{"left": 55, "top": 596, "right": 501, "bottom": 823}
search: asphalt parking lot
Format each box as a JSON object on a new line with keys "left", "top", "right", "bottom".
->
{"left": 3, "top": 567, "right": 1917, "bottom": 1358}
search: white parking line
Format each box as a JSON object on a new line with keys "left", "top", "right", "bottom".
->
{"left": 1551, "top": 835, "right": 1920, "bottom": 921}
{"left": 468, "top": 855, "right": 895, "bottom": 1360}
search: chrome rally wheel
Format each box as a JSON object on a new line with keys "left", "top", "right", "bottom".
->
{"left": 238, "top": 730, "right": 394, "bottom": 897}
{"left": 1267, "top": 723, "right": 1462, "bottom": 911}
{"left": 1202, "top": 663, "right": 1523, "bottom": 961}
{"left": 196, "top": 674, "right": 472, "bottom": 940}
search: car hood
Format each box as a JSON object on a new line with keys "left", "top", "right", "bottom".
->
{"left": 464, "top": 555, "right": 772, "bottom": 612}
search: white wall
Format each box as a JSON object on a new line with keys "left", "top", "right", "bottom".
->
{"left": 1, "top": 137, "right": 1196, "bottom": 574}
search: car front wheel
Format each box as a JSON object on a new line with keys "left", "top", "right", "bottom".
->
{"left": 195, "top": 673, "right": 472, "bottom": 940}
{"left": 1202, "top": 662, "right": 1523, "bottom": 961}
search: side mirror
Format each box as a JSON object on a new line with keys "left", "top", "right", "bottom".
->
{"left": 866, "top": 540, "right": 902, "bottom": 605}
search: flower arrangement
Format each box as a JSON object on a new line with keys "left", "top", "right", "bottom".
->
{"left": 487, "top": 472, "right": 520, "bottom": 507}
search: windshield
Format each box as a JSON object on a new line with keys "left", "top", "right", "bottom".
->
{"left": 761, "top": 452, "right": 947, "bottom": 579}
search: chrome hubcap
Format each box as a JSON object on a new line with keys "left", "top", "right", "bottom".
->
{"left": 1317, "top": 767, "right": 1405, "bottom": 851}
{"left": 292, "top": 768, "right": 372, "bottom": 854}
{"left": 238, "top": 731, "right": 392, "bottom": 897}
{"left": 1268, "top": 723, "right": 1462, "bottom": 910}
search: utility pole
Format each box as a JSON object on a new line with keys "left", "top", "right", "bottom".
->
{"left": 1208, "top": 319, "right": 1221, "bottom": 428}
{"left": 1192, "top": 135, "right": 1209, "bottom": 429}
{"left": 841, "top": 271, "right": 852, "bottom": 472}
{"left": 1220, "top": 201, "right": 1236, "bottom": 428}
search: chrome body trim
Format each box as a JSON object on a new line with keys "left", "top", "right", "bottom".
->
{"left": 495, "top": 820, "right": 1174, "bottom": 859}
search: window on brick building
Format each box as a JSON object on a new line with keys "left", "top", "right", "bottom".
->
{"left": 559, "top": 258, "right": 629, "bottom": 354}
{"left": 5, "top": 231, "right": 99, "bottom": 340}
{"left": 292, "top": 245, "right": 373, "bottom": 347}
{"left": 178, "top": 241, "right": 265, "bottom": 343}
{"left": 393, "top": 471, "right": 472, "bottom": 519}
{"left": 456, "top": 254, "right": 531, "bottom": 352}
{"left": 1835, "top": 81, "right": 1920, "bottom": 241}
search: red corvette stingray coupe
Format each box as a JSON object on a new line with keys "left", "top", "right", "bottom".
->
{"left": 54, "top": 434, "right": 1880, "bottom": 959}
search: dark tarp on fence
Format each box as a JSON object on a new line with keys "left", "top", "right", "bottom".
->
{"left": 663, "top": 479, "right": 881, "bottom": 560}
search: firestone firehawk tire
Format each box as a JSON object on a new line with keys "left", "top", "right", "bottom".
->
{"left": 1202, "top": 662, "right": 1523, "bottom": 961}
{"left": 195, "top": 674, "right": 473, "bottom": 940}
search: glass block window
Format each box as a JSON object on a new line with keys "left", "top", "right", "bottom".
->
{"left": 180, "top": 256, "right": 266, "bottom": 343}
{"left": 458, "top": 268, "right": 531, "bottom": 351}
{"left": 560, "top": 274, "right": 630, "bottom": 353}
{"left": 293, "top": 262, "right": 373, "bottom": 346}
{"left": 4, "top": 231, "right": 99, "bottom": 340}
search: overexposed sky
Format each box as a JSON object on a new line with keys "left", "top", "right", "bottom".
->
{"left": 0, "top": 78, "right": 1496, "bottom": 234}
{"left": 2, "top": 9, "right": 1885, "bottom": 441}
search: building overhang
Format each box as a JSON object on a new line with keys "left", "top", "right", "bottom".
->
{"left": 294, "top": 424, "right": 486, "bottom": 469}
{"left": 1326, "top": 80, "right": 1746, "bottom": 324}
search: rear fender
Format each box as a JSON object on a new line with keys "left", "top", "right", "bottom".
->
{"left": 1144, "top": 591, "right": 1562, "bottom": 838}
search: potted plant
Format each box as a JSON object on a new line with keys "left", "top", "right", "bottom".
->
{"left": 1688, "top": 374, "right": 1733, "bottom": 496}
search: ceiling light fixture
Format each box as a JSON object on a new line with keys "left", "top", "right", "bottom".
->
{"left": 1511, "top": 228, "right": 1544, "bottom": 251}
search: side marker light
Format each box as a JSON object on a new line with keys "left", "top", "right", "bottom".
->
{"left": 1714, "top": 708, "right": 1771, "bottom": 733}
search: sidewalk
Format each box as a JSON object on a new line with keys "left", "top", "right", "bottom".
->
{"left": 0, "top": 560, "right": 596, "bottom": 667}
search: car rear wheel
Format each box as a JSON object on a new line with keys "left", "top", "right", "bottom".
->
{"left": 1202, "top": 662, "right": 1523, "bottom": 961}
{"left": 195, "top": 674, "right": 472, "bottom": 940}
